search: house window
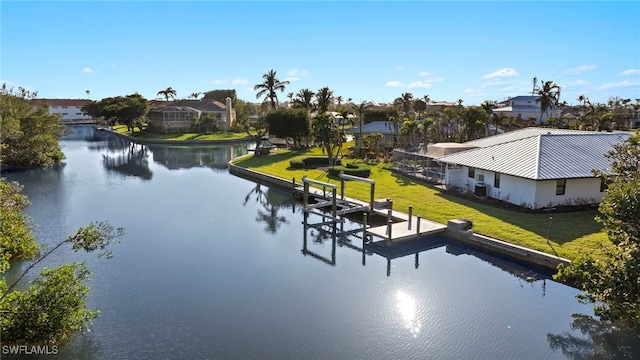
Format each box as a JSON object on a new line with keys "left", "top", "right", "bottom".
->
{"left": 494, "top": 173, "right": 501, "bottom": 188}
{"left": 556, "top": 179, "right": 566, "bottom": 195}
{"left": 600, "top": 178, "right": 608, "bottom": 192}
{"left": 62, "top": 106, "right": 68, "bottom": 109}
{"left": 468, "top": 167, "right": 475, "bottom": 179}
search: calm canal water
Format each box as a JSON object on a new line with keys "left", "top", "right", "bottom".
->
{"left": 3, "top": 125, "right": 638, "bottom": 359}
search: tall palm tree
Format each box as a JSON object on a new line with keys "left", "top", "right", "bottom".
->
{"left": 413, "top": 99, "right": 426, "bottom": 120}
{"left": 335, "top": 96, "right": 343, "bottom": 109}
{"left": 253, "top": 69, "right": 290, "bottom": 110}
{"left": 531, "top": 76, "right": 538, "bottom": 95}
{"left": 315, "top": 87, "right": 334, "bottom": 114}
{"left": 536, "top": 80, "right": 561, "bottom": 123}
{"left": 292, "top": 88, "right": 315, "bottom": 113}
{"left": 480, "top": 100, "right": 497, "bottom": 137}
{"left": 157, "top": 87, "right": 177, "bottom": 102}
{"left": 423, "top": 94, "right": 431, "bottom": 116}
{"left": 394, "top": 92, "right": 413, "bottom": 118}
{"left": 351, "top": 101, "right": 371, "bottom": 155}
{"left": 85, "top": 90, "right": 90, "bottom": 99}
{"left": 190, "top": 92, "right": 202, "bottom": 99}
{"left": 457, "top": 99, "right": 464, "bottom": 108}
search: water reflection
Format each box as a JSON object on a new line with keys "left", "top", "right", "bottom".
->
{"left": 149, "top": 144, "right": 247, "bottom": 171}
{"left": 60, "top": 124, "right": 109, "bottom": 141}
{"left": 548, "top": 314, "right": 640, "bottom": 359}
{"left": 102, "top": 142, "right": 152, "bottom": 180}
{"left": 243, "top": 184, "right": 290, "bottom": 235}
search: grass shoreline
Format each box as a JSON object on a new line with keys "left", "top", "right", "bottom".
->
{"left": 231, "top": 148, "right": 609, "bottom": 261}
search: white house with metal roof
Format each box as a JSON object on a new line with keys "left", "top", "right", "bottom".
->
{"left": 436, "top": 128, "right": 630, "bottom": 209}
{"left": 492, "top": 95, "right": 561, "bottom": 124}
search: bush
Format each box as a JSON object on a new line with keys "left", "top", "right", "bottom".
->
{"left": 290, "top": 157, "right": 341, "bottom": 169}
{"left": 328, "top": 164, "right": 371, "bottom": 178}
{"left": 289, "top": 160, "right": 304, "bottom": 169}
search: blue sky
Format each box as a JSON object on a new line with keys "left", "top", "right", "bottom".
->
{"left": 2, "top": 1, "right": 639, "bottom": 106}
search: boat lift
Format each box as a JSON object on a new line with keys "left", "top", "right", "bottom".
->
{"left": 301, "top": 172, "right": 375, "bottom": 221}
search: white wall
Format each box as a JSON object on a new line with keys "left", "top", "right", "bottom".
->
{"left": 490, "top": 173, "right": 537, "bottom": 207}
{"left": 534, "top": 177, "right": 605, "bottom": 208}
{"left": 49, "top": 106, "right": 92, "bottom": 121}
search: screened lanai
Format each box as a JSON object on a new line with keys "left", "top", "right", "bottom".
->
{"left": 392, "top": 143, "right": 477, "bottom": 184}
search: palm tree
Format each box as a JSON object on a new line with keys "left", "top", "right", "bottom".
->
{"left": 350, "top": 100, "right": 371, "bottom": 156}
{"left": 253, "top": 69, "right": 290, "bottom": 110}
{"left": 315, "top": 87, "right": 334, "bottom": 114}
{"left": 190, "top": 92, "right": 202, "bottom": 99}
{"left": 457, "top": 99, "right": 464, "bottom": 108}
{"left": 413, "top": 99, "right": 426, "bottom": 120}
{"left": 335, "top": 96, "right": 343, "bottom": 109}
{"left": 480, "top": 100, "right": 496, "bottom": 136}
{"left": 535, "top": 80, "right": 561, "bottom": 123}
{"left": 292, "top": 88, "right": 315, "bottom": 113}
{"left": 423, "top": 94, "right": 431, "bottom": 116}
{"left": 85, "top": 90, "right": 90, "bottom": 99}
{"left": 157, "top": 87, "right": 177, "bottom": 102}
{"left": 531, "top": 76, "right": 538, "bottom": 95}
{"left": 394, "top": 92, "right": 413, "bottom": 117}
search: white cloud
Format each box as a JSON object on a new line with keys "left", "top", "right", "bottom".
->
{"left": 288, "top": 68, "right": 309, "bottom": 77}
{"left": 81, "top": 67, "right": 96, "bottom": 74}
{"left": 212, "top": 79, "right": 226, "bottom": 84}
{"left": 462, "top": 89, "right": 474, "bottom": 94}
{"left": 396, "top": 66, "right": 404, "bottom": 71}
{"left": 418, "top": 71, "right": 430, "bottom": 76}
{"left": 407, "top": 81, "right": 432, "bottom": 89}
{"left": 563, "top": 64, "right": 598, "bottom": 75}
{"left": 385, "top": 80, "right": 404, "bottom": 88}
{"left": 482, "top": 68, "right": 518, "bottom": 79}
{"left": 232, "top": 78, "right": 248, "bottom": 85}
{"left": 598, "top": 80, "right": 640, "bottom": 90}
{"left": 618, "top": 69, "right": 640, "bottom": 76}
{"left": 284, "top": 77, "right": 300, "bottom": 82}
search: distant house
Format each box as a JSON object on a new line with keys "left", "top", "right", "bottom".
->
{"left": 348, "top": 121, "right": 397, "bottom": 148}
{"left": 394, "top": 128, "right": 631, "bottom": 209}
{"left": 36, "top": 99, "right": 92, "bottom": 121}
{"left": 492, "top": 95, "right": 560, "bottom": 124}
{"left": 147, "top": 97, "right": 236, "bottom": 133}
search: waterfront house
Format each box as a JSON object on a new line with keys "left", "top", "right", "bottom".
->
{"left": 37, "top": 99, "right": 93, "bottom": 122}
{"left": 147, "top": 97, "right": 236, "bottom": 133}
{"left": 492, "top": 95, "right": 561, "bottom": 124}
{"left": 436, "top": 128, "right": 630, "bottom": 209}
{"left": 394, "top": 128, "right": 631, "bottom": 209}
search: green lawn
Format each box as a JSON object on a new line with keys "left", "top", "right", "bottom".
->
{"left": 111, "top": 125, "right": 252, "bottom": 141}
{"left": 232, "top": 147, "right": 610, "bottom": 260}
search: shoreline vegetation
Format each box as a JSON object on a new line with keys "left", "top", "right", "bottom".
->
{"left": 93, "top": 126, "right": 608, "bottom": 261}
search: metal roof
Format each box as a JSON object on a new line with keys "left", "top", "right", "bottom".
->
{"left": 465, "top": 128, "right": 591, "bottom": 148}
{"left": 437, "top": 131, "right": 630, "bottom": 180}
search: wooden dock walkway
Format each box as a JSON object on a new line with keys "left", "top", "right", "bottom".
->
{"left": 367, "top": 209, "right": 447, "bottom": 243}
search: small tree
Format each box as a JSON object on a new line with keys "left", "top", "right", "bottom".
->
{"left": 311, "top": 113, "right": 343, "bottom": 165}
{"left": 1, "top": 179, "right": 124, "bottom": 345}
